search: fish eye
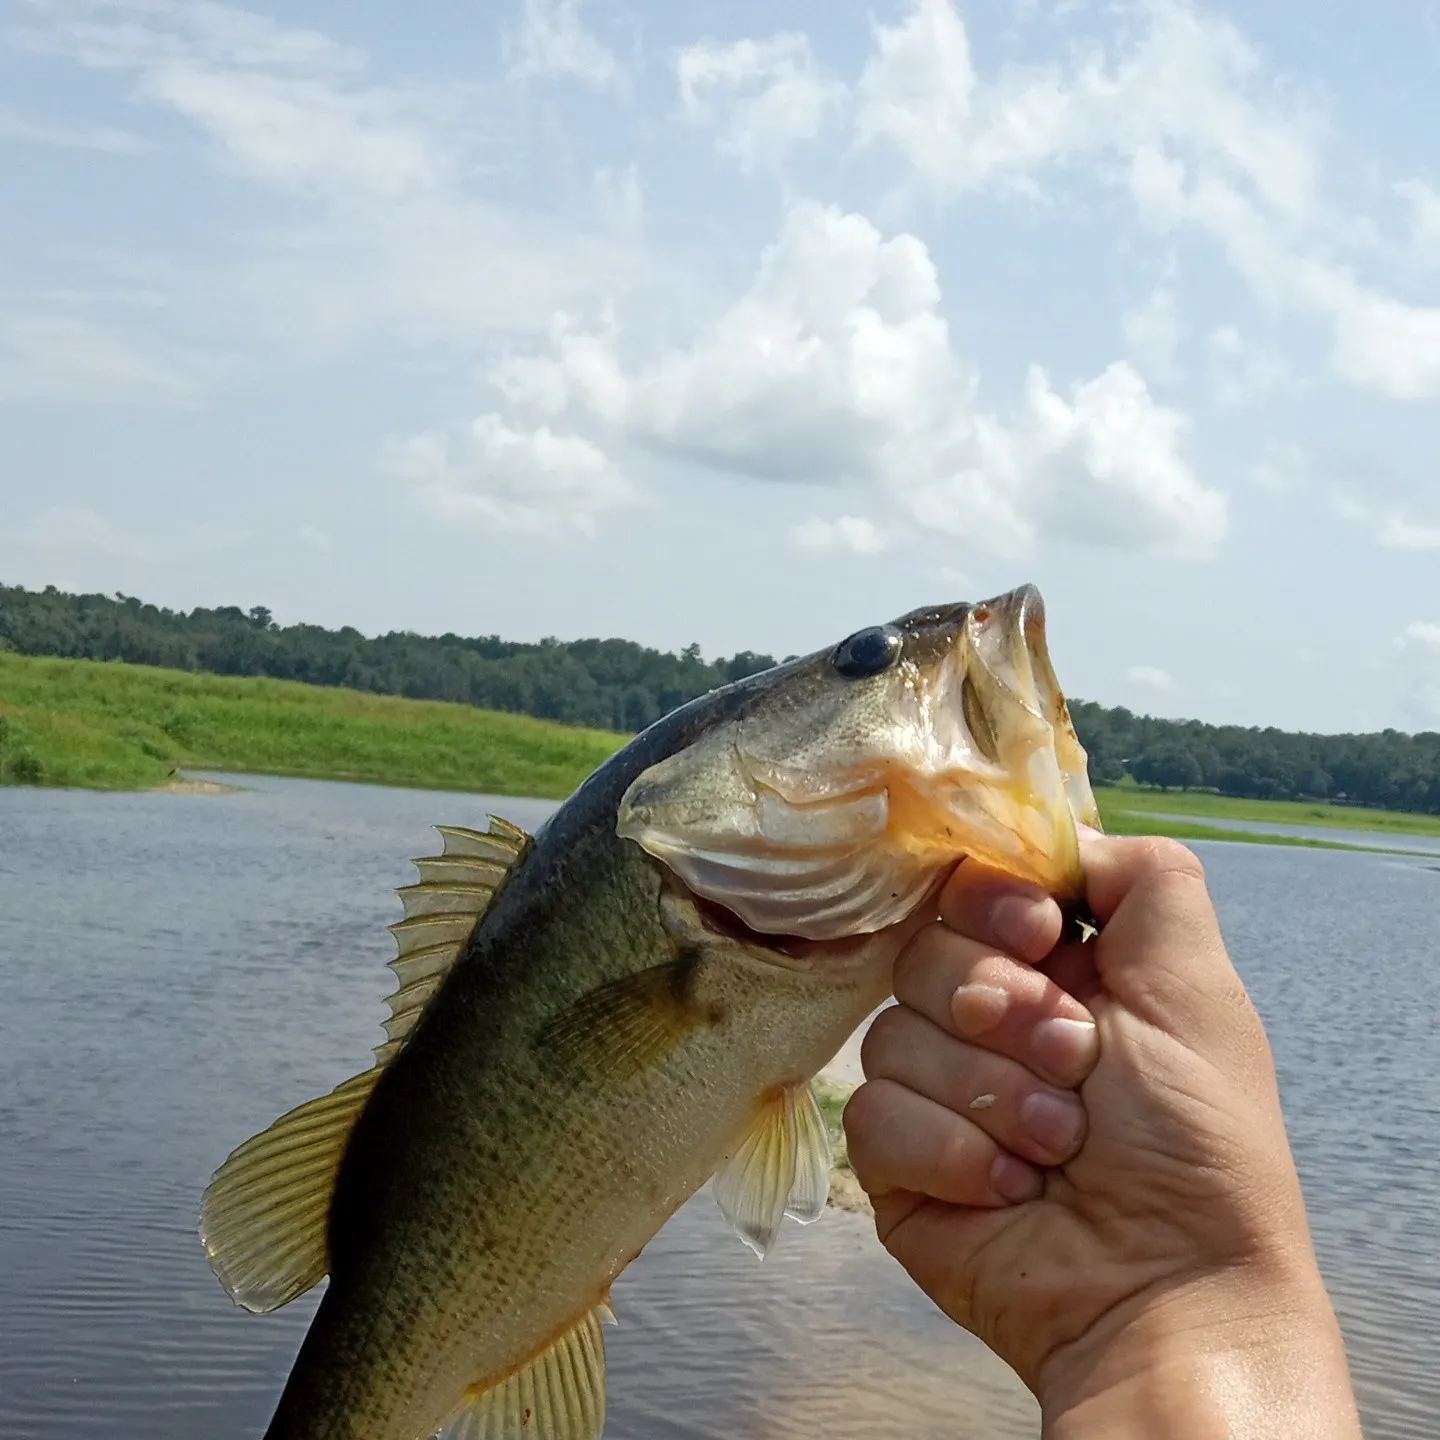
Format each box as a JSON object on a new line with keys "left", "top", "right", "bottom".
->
{"left": 831, "top": 624, "right": 904, "bottom": 679}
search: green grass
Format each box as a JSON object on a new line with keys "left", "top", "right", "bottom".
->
{"left": 1094, "top": 783, "right": 1440, "bottom": 839}
{"left": 3, "top": 653, "right": 1437, "bottom": 854}
{"left": 0, "top": 652, "right": 626, "bottom": 798}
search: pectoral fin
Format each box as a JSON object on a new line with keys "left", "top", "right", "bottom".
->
{"left": 711, "top": 1082, "right": 833, "bottom": 1259}
{"left": 439, "top": 1305, "right": 609, "bottom": 1440}
{"left": 537, "top": 955, "right": 715, "bottom": 1084}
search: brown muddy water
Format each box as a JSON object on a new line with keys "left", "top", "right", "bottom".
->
{"left": 0, "top": 774, "right": 1435, "bottom": 1438}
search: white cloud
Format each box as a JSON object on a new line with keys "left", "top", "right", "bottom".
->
{"left": 1019, "top": 362, "right": 1226, "bottom": 554}
{"left": 594, "top": 164, "right": 643, "bottom": 234}
{"left": 143, "top": 62, "right": 442, "bottom": 202}
{"left": 385, "top": 415, "right": 635, "bottom": 538}
{"left": 1395, "top": 621, "right": 1440, "bottom": 724}
{"left": 1247, "top": 442, "right": 1308, "bottom": 492}
{"left": 1376, "top": 515, "right": 1440, "bottom": 552}
{"left": 1127, "top": 664, "right": 1177, "bottom": 692}
{"left": 0, "top": 505, "right": 249, "bottom": 561}
{"left": 505, "top": 0, "right": 619, "bottom": 90}
{"left": 856, "top": 0, "right": 1318, "bottom": 215}
{"left": 1333, "top": 495, "right": 1440, "bottom": 553}
{"left": 1396, "top": 179, "right": 1440, "bottom": 265}
{"left": 492, "top": 202, "right": 1225, "bottom": 557}
{"left": 297, "top": 525, "right": 332, "bottom": 551}
{"left": 1123, "top": 284, "right": 1181, "bottom": 380}
{"left": 1332, "top": 495, "right": 1440, "bottom": 552}
{"left": 1398, "top": 621, "right": 1440, "bottom": 650}
{"left": 6, "top": 505, "right": 156, "bottom": 561}
{"left": 791, "top": 516, "right": 892, "bottom": 555}
{"left": 17, "top": 0, "right": 655, "bottom": 363}
{"left": 0, "top": 305, "right": 218, "bottom": 406}
{"left": 0, "top": 102, "right": 149, "bottom": 152}
{"left": 851, "top": 0, "right": 1440, "bottom": 402}
{"left": 1208, "top": 324, "right": 1291, "bottom": 408}
{"left": 676, "top": 34, "right": 843, "bottom": 172}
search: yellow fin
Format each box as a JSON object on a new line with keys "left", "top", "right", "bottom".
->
{"left": 711, "top": 1081, "right": 833, "bottom": 1259}
{"left": 201, "top": 816, "right": 533, "bottom": 1313}
{"left": 439, "top": 1306, "right": 608, "bottom": 1440}
{"left": 200, "top": 1069, "right": 379, "bottom": 1313}
{"left": 537, "top": 956, "right": 714, "bottom": 1085}
{"left": 381, "top": 817, "right": 533, "bottom": 1061}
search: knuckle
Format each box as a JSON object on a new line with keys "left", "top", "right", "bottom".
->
{"left": 892, "top": 922, "right": 945, "bottom": 997}
{"left": 859, "top": 1007, "right": 906, "bottom": 1076}
{"left": 935, "top": 1118, "right": 986, "bottom": 1197}
{"left": 1129, "top": 834, "right": 1207, "bottom": 884}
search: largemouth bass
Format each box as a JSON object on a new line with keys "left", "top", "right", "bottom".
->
{"left": 201, "top": 583, "right": 1098, "bottom": 1440}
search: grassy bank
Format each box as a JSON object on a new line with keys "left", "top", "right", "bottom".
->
{"left": 0, "top": 652, "right": 625, "bottom": 798}
{"left": 1095, "top": 783, "right": 1440, "bottom": 839}
{"left": 3, "top": 653, "right": 1436, "bottom": 851}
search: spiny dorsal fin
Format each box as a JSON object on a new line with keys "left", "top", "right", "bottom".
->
{"left": 380, "top": 817, "right": 534, "bottom": 1063}
{"left": 439, "top": 1303, "right": 612, "bottom": 1440}
{"left": 711, "top": 1081, "right": 833, "bottom": 1259}
{"left": 201, "top": 815, "right": 533, "bottom": 1312}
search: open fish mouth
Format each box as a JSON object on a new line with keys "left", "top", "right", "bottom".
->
{"left": 617, "top": 584, "right": 1099, "bottom": 943}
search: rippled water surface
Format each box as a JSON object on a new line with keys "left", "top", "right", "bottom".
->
{"left": 1, "top": 775, "right": 1436, "bottom": 1437}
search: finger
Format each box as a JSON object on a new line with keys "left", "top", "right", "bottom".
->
{"left": 893, "top": 923, "right": 1100, "bottom": 1087}
{"left": 1036, "top": 938, "right": 1102, "bottom": 1008}
{"left": 936, "top": 861, "right": 1064, "bottom": 963}
{"left": 844, "top": 1077, "right": 1044, "bottom": 1207}
{"left": 1078, "top": 832, "right": 1255, "bottom": 1053}
{"left": 861, "top": 1005, "right": 1087, "bottom": 1166}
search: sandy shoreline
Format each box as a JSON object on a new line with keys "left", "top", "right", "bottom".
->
{"left": 816, "top": 1012, "right": 884, "bottom": 1217}
{"left": 155, "top": 775, "right": 240, "bottom": 795}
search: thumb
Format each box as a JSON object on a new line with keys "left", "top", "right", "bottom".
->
{"left": 1079, "top": 832, "right": 1259, "bottom": 1059}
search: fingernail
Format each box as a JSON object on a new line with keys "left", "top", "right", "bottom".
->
{"left": 1019, "top": 1090, "right": 1085, "bottom": 1158}
{"left": 951, "top": 983, "right": 1009, "bottom": 1037}
{"left": 990, "top": 1153, "right": 1043, "bottom": 1203}
{"left": 990, "top": 892, "right": 1048, "bottom": 956}
{"left": 1032, "top": 1016, "right": 1099, "bottom": 1082}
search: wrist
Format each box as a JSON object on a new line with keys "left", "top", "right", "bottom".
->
{"left": 1039, "top": 1258, "right": 1361, "bottom": 1439}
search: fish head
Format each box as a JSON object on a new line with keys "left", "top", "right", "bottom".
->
{"left": 616, "top": 583, "right": 1099, "bottom": 942}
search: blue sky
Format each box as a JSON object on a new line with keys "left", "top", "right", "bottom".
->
{"left": 1, "top": 0, "right": 1438, "bottom": 732}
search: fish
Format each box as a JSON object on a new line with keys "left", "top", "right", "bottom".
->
{"left": 199, "top": 582, "right": 1099, "bottom": 1440}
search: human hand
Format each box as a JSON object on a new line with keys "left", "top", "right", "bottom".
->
{"left": 844, "top": 833, "right": 1362, "bottom": 1438}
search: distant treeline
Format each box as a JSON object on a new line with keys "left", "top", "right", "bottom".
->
{"left": 4, "top": 582, "right": 1438, "bottom": 814}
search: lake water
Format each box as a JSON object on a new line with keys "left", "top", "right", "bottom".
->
{"left": 0, "top": 774, "right": 1436, "bottom": 1439}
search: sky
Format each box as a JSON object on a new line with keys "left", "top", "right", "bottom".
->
{"left": 1, "top": 0, "right": 1438, "bottom": 734}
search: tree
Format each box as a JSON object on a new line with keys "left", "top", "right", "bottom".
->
{"left": 1133, "top": 743, "right": 1204, "bottom": 792}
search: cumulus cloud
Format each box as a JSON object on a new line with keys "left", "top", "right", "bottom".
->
{"left": 385, "top": 416, "right": 635, "bottom": 537}
{"left": 791, "top": 516, "right": 892, "bottom": 555}
{"left": 1398, "top": 621, "right": 1440, "bottom": 650}
{"left": 1395, "top": 621, "right": 1440, "bottom": 724}
{"left": 505, "top": 0, "right": 619, "bottom": 90}
{"left": 1127, "top": 664, "right": 1177, "bottom": 692}
{"left": 491, "top": 202, "right": 1225, "bottom": 555}
{"left": 676, "top": 34, "right": 843, "bottom": 172}
{"left": 1333, "top": 495, "right": 1440, "bottom": 553}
